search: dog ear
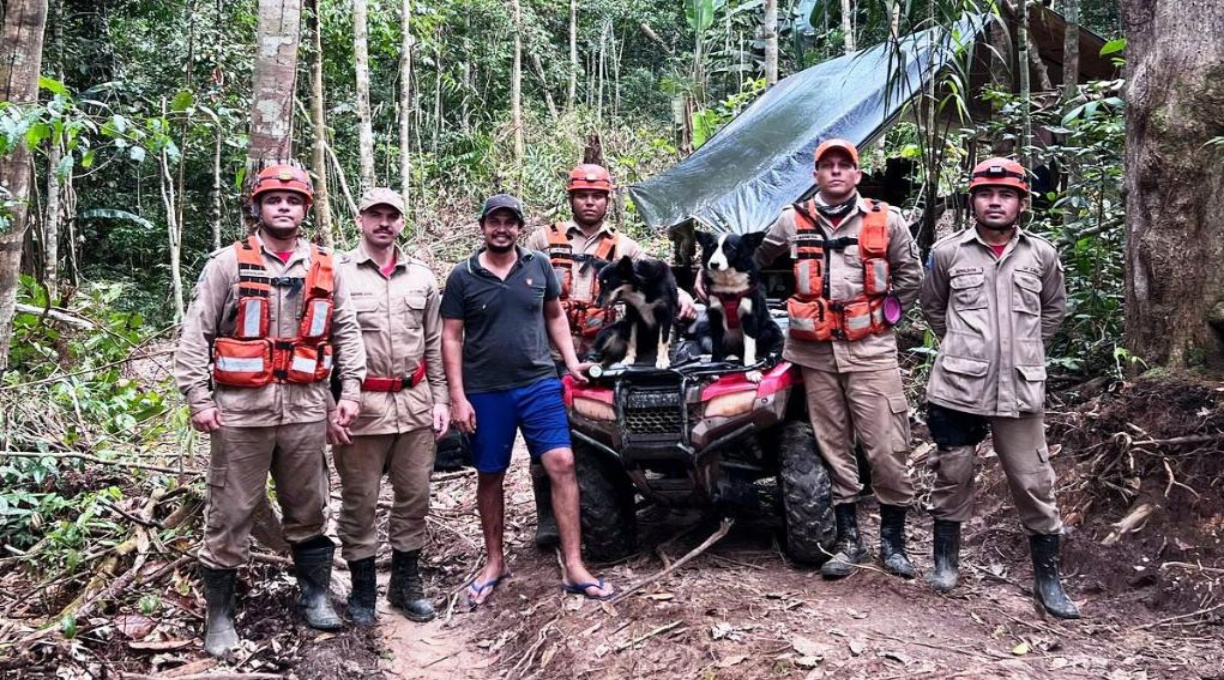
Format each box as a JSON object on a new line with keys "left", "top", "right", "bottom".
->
{"left": 615, "top": 254, "right": 635, "bottom": 274}
{"left": 694, "top": 230, "right": 716, "bottom": 253}
{"left": 740, "top": 230, "right": 768, "bottom": 252}
{"left": 590, "top": 257, "right": 612, "bottom": 274}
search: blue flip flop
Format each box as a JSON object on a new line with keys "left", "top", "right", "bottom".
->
{"left": 466, "top": 573, "right": 509, "bottom": 609}
{"left": 562, "top": 579, "right": 614, "bottom": 601}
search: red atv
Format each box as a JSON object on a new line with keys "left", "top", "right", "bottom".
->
{"left": 562, "top": 348, "right": 836, "bottom": 563}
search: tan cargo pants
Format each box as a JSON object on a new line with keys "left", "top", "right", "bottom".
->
{"left": 333, "top": 428, "right": 436, "bottom": 561}
{"left": 928, "top": 413, "right": 1061, "bottom": 534}
{"left": 801, "top": 366, "right": 914, "bottom": 506}
{"left": 200, "top": 421, "right": 330, "bottom": 569}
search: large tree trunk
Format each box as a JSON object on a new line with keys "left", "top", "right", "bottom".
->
{"left": 0, "top": 0, "right": 50, "bottom": 373}
{"left": 510, "top": 0, "right": 524, "bottom": 162}
{"left": 399, "top": 0, "right": 413, "bottom": 215}
{"left": 1121, "top": 0, "right": 1224, "bottom": 372}
{"left": 568, "top": 0, "right": 578, "bottom": 111}
{"left": 248, "top": 0, "right": 302, "bottom": 168}
{"left": 307, "top": 0, "right": 333, "bottom": 246}
{"left": 762, "top": 0, "right": 778, "bottom": 86}
{"left": 840, "top": 0, "right": 855, "bottom": 53}
{"left": 1062, "top": 0, "right": 1080, "bottom": 102}
{"left": 43, "top": 0, "right": 63, "bottom": 302}
{"left": 353, "top": 0, "right": 375, "bottom": 191}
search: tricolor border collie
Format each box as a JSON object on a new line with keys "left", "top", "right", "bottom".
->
{"left": 694, "top": 231, "right": 783, "bottom": 373}
{"left": 592, "top": 255, "right": 681, "bottom": 370}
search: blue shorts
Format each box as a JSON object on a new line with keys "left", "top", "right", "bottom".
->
{"left": 467, "top": 378, "right": 571, "bottom": 474}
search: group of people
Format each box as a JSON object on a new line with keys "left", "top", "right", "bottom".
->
{"left": 174, "top": 139, "right": 1077, "bottom": 658}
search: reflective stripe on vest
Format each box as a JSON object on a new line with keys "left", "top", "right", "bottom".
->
{"left": 215, "top": 355, "right": 267, "bottom": 373}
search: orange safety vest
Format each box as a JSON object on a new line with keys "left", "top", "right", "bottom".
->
{"left": 546, "top": 223, "right": 619, "bottom": 339}
{"left": 212, "top": 236, "right": 336, "bottom": 387}
{"left": 786, "top": 199, "right": 892, "bottom": 342}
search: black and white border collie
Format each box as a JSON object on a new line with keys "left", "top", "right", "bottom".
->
{"left": 694, "top": 231, "right": 782, "bottom": 376}
{"left": 592, "top": 255, "right": 681, "bottom": 370}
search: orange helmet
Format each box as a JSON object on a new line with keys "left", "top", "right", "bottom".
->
{"left": 566, "top": 164, "right": 614, "bottom": 194}
{"left": 251, "top": 164, "right": 314, "bottom": 204}
{"left": 968, "top": 158, "right": 1029, "bottom": 196}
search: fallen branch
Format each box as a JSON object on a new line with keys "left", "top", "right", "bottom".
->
{"left": 1131, "top": 603, "right": 1224, "bottom": 631}
{"left": 121, "top": 674, "right": 284, "bottom": 680}
{"left": 609, "top": 518, "right": 734, "bottom": 604}
{"left": 15, "top": 302, "right": 97, "bottom": 330}
{"left": 1132, "top": 434, "right": 1224, "bottom": 448}
{"left": 614, "top": 620, "right": 682, "bottom": 652}
{"left": 432, "top": 468, "right": 476, "bottom": 482}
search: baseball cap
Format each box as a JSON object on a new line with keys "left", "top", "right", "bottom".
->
{"left": 814, "top": 138, "right": 860, "bottom": 167}
{"left": 359, "top": 187, "right": 405, "bottom": 214}
{"left": 479, "top": 193, "right": 525, "bottom": 224}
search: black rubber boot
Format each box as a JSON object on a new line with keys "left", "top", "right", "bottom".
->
{"left": 201, "top": 566, "right": 240, "bottom": 658}
{"left": 821, "top": 503, "right": 867, "bottom": 578}
{"left": 1030, "top": 534, "right": 1081, "bottom": 619}
{"left": 291, "top": 537, "right": 343, "bottom": 630}
{"left": 925, "top": 519, "right": 961, "bottom": 593}
{"left": 531, "top": 463, "right": 559, "bottom": 549}
{"left": 347, "top": 557, "right": 378, "bottom": 627}
{"left": 388, "top": 549, "right": 436, "bottom": 622}
{"left": 879, "top": 504, "right": 916, "bottom": 578}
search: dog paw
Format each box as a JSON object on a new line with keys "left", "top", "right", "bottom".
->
{"left": 623, "top": 352, "right": 637, "bottom": 366}
{"left": 655, "top": 354, "right": 671, "bottom": 370}
{"left": 745, "top": 370, "right": 763, "bottom": 384}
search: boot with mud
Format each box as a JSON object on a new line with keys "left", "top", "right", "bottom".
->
{"left": 291, "top": 537, "right": 343, "bottom": 630}
{"left": 1030, "top": 534, "right": 1081, "bottom": 619}
{"left": 821, "top": 503, "right": 867, "bottom": 578}
{"left": 388, "top": 549, "right": 436, "bottom": 622}
{"left": 531, "top": 462, "right": 559, "bottom": 549}
{"left": 347, "top": 557, "right": 377, "bottom": 627}
{"left": 201, "top": 566, "right": 240, "bottom": 658}
{"left": 926, "top": 519, "right": 961, "bottom": 593}
{"left": 878, "top": 504, "right": 916, "bottom": 578}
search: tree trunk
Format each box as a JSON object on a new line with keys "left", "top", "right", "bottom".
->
{"left": 400, "top": 0, "right": 413, "bottom": 217}
{"left": 211, "top": 125, "right": 223, "bottom": 249}
{"left": 43, "top": 140, "right": 62, "bottom": 303}
{"left": 1062, "top": 0, "right": 1080, "bottom": 102}
{"left": 840, "top": 0, "right": 855, "bottom": 53}
{"left": 1017, "top": 0, "right": 1032, "bottom": 164}
{"left": 568, "top": 0, "right": 578, "bottom": 111}
{"left": 763, "top": 0, "right": 778, "bottom": 86}
{"left": 248, "top": 0, "right": 302, "bottom": 167}
{"left": 511, "top": 0, "right": 524, "bottom": 162}
{"left": 353, "top": 0, "right": 375, "bottom": 191}
{"left": 0, "top": 0, "right": 50, "bottom": 373}
{"left": 307, "top": 0, "right": 333, "bottom": 247}
{"left": 1121, "top": 0, "right": 1224, "bottom": 372}
{"left": 159, "top": 139, "right": 184, "bottom": 323}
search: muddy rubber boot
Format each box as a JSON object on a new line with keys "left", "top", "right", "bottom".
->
{"left": 1030, "top": 534, "right": 1081, "bottom": 619}
{"left": 201, "top": 566, "right": 240, "bottom": 658}
{"left": 531, "top": 463, "right": 559, "bottom": 549}
{"left": 291, "top": 537, "right": 343, "bottom": 630}
{"left": 388, "top": 549, "right": 436, "bottom": 622}
{"left": 347, "top": 557, "right": 378, "bottom": 627}
{"left": 925, "top": 519, "right": 961, "bottom": 593}
{"left": 821, "top": 503, "right": 867, "bottom": 579}
{"left": 879, "top": 504, "right": 916, "bottom": 579}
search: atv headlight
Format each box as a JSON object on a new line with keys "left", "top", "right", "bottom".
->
{"left": 573, "top": 397, "right": 616, "bottom": 421}
{"left": 704, "top": 390, "right": 757, "bottom": 418}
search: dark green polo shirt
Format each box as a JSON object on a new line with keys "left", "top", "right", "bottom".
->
{"left": 441, "top": 247, "right": 561, "bottom": 394}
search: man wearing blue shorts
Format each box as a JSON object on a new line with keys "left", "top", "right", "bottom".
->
{"left": 440, "top": 194, "right": 614, "bottom": 606}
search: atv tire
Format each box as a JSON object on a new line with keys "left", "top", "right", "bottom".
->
{"left": 778, "top": 420, "right": 837, "bottom": 564}
{"left": 574, "top": 439, "right": 638, "bottom": 562}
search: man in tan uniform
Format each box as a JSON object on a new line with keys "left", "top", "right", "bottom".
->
{"left": 175, "top": 164, "right": 366, "bottom": 656}
{"left": 755, "top": 139, "right": 922, "bottom": 579}
{"left": 523, "top": 163, "right": 694, "bottom": 548}
{"left": 920, "top": 158, "right": 1079, "bottom": 619}
{"left": 328, "top": 189, "right": 450, "bottom": 625}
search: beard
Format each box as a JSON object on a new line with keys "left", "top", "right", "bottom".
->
{"left": 262, "top": 222, "right": 300, "bottom": 240}
{"left": 486, "top": 240, "right": 515, "bottom": 254}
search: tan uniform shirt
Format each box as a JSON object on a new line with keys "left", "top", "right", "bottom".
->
{"left": 174, "top": 235, "right": 366, "bottom": 427}
{"left": 756, "top": 196, "right": 923, "bottom": 373}
{"left": 920, "top": 226, "right": 1066, "bottom": 417}
{"left": 524, "top": 221, "right": 646, "bottom": 303}
{"left": 339, "top": 244, "right": 448, "bottom": 435}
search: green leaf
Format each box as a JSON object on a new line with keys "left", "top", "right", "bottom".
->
{"left": 38, "top": 76, "right": 69, "bottom": 97}
{"left": 24, "top": 122, "right": 51, "bottom": 148}
{"left": 56, "top": 153, "right": 74, "bottom": 180}
{"left": 81, "top": 149, "right": 96, "bottom": 168}
{"left": 1099, "top": 38, "right": 1127, "bottom": 56}
{"left": 170, "top": 89, "right": 194, "bottom": 113}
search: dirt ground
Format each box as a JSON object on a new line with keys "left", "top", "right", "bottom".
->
{"left": 284, "top": 377, "right": 1224, "bottom": 680}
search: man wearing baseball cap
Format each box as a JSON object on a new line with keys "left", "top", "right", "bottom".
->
{"left": 919, "top": 159, "right": 1077, "bottom": 619}
{"left": 754, "top": 139, "right": 924, "bottom": 580}
{"left": 440, "top": 194, "right": 614, "bottom": 607}
{"left": 328, "top": 188, "right": 450, "bottom": 626}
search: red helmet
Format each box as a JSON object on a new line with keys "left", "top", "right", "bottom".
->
{"left": 251, "top": 164, "right": 314, "bottom": 204}
{"left": 968, "top": 158, "right": 1029, "bottom": 196}
{"left": 566, "top": 164, "right": 614, "bottom": 194}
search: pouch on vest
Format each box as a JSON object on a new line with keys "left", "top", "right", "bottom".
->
{"left": 841, "top": 299, "right": 875, "bottom": 342}
{"left": 233, "top": 296, "right": 270, "bottom": 340}
{"left": 862, "top": 258, "right": 890, "bottom": 298}
{"left": 299, "top": 297, "right": 333, "bottom": 342}
{"left": 213, "top": 338, "right": 273, "bottom": 387}
{"left": 787, "top": 297, "right": 835, "bottom": 342}
{"left": 286, "top": 343, "right": 328, "bottom": 384}
{"left": 314, "top": 343, "right": 333, "bottom": 381}
{"left": 794, "top": 256, "right": 824, "bottom": 299}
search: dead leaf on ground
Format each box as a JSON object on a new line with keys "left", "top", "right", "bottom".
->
{"left": 791, "top": 635, "right": 827, "bottom": 659}
{"left": 1012, "top": 641, "right": 1031, "bottom": 656}
{"left": 114, "top": 614, "right": 156, "bottom": 640}
{"left": 716, "top": 655, "right": 748, "bottom": 668}
{"left": 646, "top": 592, "right": 675, "bottom": 601}
{"left": 849, "top": 639, "right": 865, "bottom": 656}
{"left": 128, "top": 639, "right": 192, "bottom": 652}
